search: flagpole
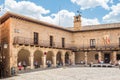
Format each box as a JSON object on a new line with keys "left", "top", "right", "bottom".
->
{"left": 58, "top": 6, "right": 61, "bottom": 26}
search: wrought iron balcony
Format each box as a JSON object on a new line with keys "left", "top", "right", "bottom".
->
{"left": 13, "top": 36, "right": 72, "bottom": 49}
{"left": 90, "top": 46, "right": 96, "bottom": 48}
{"left": 78, "top": 43, "right": 120, "bottom": 51}
{"left": 70, "top": 43, "right": 120, "bottom": 52}
{"left": 14, "top": 36, "right": 119, "bottom": 51}
{"left": 14, "top": 36, "right": 33, "bottom": 45}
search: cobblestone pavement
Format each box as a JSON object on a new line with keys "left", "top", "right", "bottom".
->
{"left": 1, "top": 67, "right": 120, "bottom": 80}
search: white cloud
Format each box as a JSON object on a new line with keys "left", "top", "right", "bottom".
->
{"left": 44, "top": 10, "right": 75, "bottom": 27}
{"left": 103, "top": 3, "right": 120, "bottom": 23}
{"left": 82, "top": 17, "right": 100, "bottom": 26}
{"left": 110, "top": 0, "right": 113, "bottom": 4}
{"left": 3, "top": 0, "right": 50, "bottom": 18}
{"left": 0, "top": 0, "right": 75, "bottom": 27}
{"left": 71, "top": 0, "right": 110, "bottom": 10}
{"left": 0, "top": 0, "right": 100, "bottom": 27}
{"left": 41, "top": 10, "right": 100, "bottom": 27}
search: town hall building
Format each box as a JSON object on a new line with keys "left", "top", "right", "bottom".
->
{"left": 0, "top": 12, "right": 120, "bottom": 77}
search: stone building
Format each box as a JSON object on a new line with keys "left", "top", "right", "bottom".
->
{"left": 0, "top": 12, "right": 120, "bottom": 77}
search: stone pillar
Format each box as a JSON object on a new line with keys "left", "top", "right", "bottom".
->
{"left": 112, "top": 51, "right": 117, "bottom": 64}
{"left": 71, "top": 52, "right": 75, "bottom": 65}
{"left": 84, "top": 52, "right": 88, "bottom": 65}
{"left": 11, "top": 48, "right": 18, "bottom": 75}
{"left": 30, "top": 56, "right": 34, "bottom": 69}
{"left": 52, "top": 56, "right": 56, "bottom": 67}
{"left": 42, "top": 56, "right": 46, "bottom": 68}
{"left": 61, "top": 55, "right": 65, "bottom": 66}
{"left": 98, "top": 51, "right": 102, "bottom": 62}
{"left": 14, "top": 56, "right": 18, "bottom": 68}
{"left": 14, "top": 56, "right": 18, "bottom": 73}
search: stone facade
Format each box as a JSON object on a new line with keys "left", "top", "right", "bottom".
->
{"left": 0, "top": 12, "right": 120, "bottom": 77}
{"left": 74, "top": 15, "right": 81, "bottom": 30}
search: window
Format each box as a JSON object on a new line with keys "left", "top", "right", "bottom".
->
{"left": 95, "top": 54, "right": 98, "bottom": 60}
{"left": 34, "top": 32, "right": 39, "bottom": 44}
{"left": 90, "top": 39, "right": 96, "bottom": 48}
{"left": 50, "top": 36, "right": 53, "bottom": 47}
{"left": 62, "top": 38, "right": 65, "bottom": 48}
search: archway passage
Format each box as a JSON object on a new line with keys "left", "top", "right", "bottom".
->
{"left": 65, "top": 52, "right": 70, "bottom": 65}
{"left": 34, "top": 50, "right": 43, "bottom": 67}
{"left": 46, "top": 51, "right": 53, "bottom": 65}
{"left": 56, "top": 51, "right": 62, "bottom": 66}
{"left": 117, "top": 51, "right": 120, "bottom": 61}
{"left": 104, "top": 53, "right": 110, "bottom": 63}
{"left": 18, "top": 49, "right": 30, "bottom": 66}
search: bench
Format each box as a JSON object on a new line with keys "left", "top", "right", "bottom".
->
{"left": 91, "top": 64, "right": 114, "bottom": 67}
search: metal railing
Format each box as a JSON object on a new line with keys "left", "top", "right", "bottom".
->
{"left": 13, "top": 36, "right": 72, "bottom": 49}
{"left": 14, "top": 36, "right": 33, "bottom": 45}
{"left": 14, "top": 36, "right": 120, "bottom": 50}
{"left": 79, "top": 43, "right": 119, "bottom": 49}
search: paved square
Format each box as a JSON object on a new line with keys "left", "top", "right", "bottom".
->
{"left": 2, "top": 67, "right": 120, "bottom": 80}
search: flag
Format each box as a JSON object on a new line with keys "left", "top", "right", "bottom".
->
{"left": 106, "top": 35, "right": 110, "bottom": 44}
{"left": 103, "top": 35, "right": 110, "bottom": 44}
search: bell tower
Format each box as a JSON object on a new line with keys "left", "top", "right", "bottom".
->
{"left": 74, "top": 14, "right": 81, "bottom": 30}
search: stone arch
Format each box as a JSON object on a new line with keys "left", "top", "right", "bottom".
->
{"left": 46, "top": 51, "right": 54, "bottom": 64}
{"left": 17, "top": 46, "right": 29, "bottom": 52}
{"left": 65, "top": 51, "right": 71, "bottom": 64}
{"left": 34, "top": 50, "right": 44, "bottom": 67}
{"left": 116, "top": 51, "right": 120, "bottom": 61}
{"left": 17, "top": 49, "right": 30, "bottom": 66}
{"left": 56, "top": 51, "right": 62, "bottom": 65}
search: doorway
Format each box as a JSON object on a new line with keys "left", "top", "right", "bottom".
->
{"left": 104, "top": 53, "right": 110, "bottom": 63}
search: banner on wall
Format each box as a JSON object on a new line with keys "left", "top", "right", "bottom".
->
{"left": 103, "top": 34, "right": 110, "bottom": 44}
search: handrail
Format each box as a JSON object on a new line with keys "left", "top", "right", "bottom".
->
{"left": 14, "top": 36, "right": 119, "bottom": 50}
{"left": 13, "top": 36, "right": 72, "bottom": 49}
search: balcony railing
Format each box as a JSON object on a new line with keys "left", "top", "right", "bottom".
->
{"left": 14, "top": 36, "right": 33, "bottom": 45}
{"left": 79, "top": 43, "right": 119, "bottom": 49}
{"left": 90, "top": 46, "right": 96, "bottom": 48}
{"left": 13, "top": 36, "right": 72, "bottom": 49}
{"left": 14, "top": 36, "right": 120, "bottom": 51}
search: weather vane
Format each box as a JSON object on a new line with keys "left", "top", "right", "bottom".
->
{"left": 77, "top": 10, "right": 82, "bottom": 16}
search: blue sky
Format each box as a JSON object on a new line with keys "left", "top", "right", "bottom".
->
{"left": 0, "top": 0, "right": 120, "bottom": 27}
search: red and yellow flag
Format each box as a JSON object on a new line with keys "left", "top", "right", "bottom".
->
{"left": 103, "top": 35, "right": 110, "bottom": 44}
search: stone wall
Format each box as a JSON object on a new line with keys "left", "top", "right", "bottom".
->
{"left": 1, "top": 18, "right": 11, "bottom": 76}
{"left": 10, "top": 18, "right": 73, "bottom": 48}
{"left": 73, "top": 29, "right": 120, "bottom": 48}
